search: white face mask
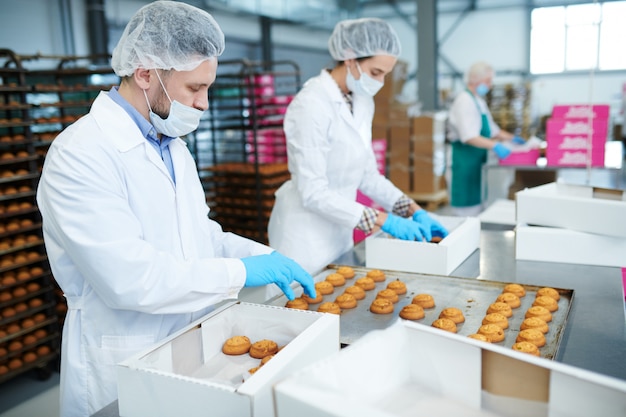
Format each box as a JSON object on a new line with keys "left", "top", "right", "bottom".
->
{"left": 346, "top": 62, "right": 384, "bottom": 97}
{"left": 144, "top": 71, "right": 204, "bottom": 137}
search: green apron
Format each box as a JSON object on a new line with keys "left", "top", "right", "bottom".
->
{"left": 451, "top": 90, "right": 491, "bottom": 207}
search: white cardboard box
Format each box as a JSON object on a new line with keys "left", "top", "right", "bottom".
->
{"left": 274, "top": 320, "right": 626, "bottom": 417}
{"left": 516, "top": 182, "right": 626, "bottom": 238}
{"left": 117, "top": 302, "right": 340, "bottom": 417}
{"left": 365, "top": 215, "right": 480, "bottom": 275}
{"left": 515, "top": 223, "right": 626, "bottom": 267}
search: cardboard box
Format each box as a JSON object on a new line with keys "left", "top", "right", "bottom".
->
{"left": 365, "top": 215, "right": 480, "bottom": 275}
{"left": 551, "top": 104, "right": 610, "bottom": 119}
{"left": 516, "top": 182, "right": 626, "bottom": 237}
{"left": 274, "top": 320, "right": 626, "bottom": 417}
{"left": 515, "top": 223, "right": 626, "bottom": 267}
{"left": 117, "top": 302, "right": 340, "bottom": 417}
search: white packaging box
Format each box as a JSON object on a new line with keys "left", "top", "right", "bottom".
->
{"left": 515, "top": 223, "right": 626, "bottom": 267}
{"left": 117, "top": 302, "right": 340, "bottom": 417}
{"left": 274, "top": 320, "right": 626, "bottom": 417}
{"left": 365, "top": 215, "right": 480, "bottom": 275}
{"left": 516, "top": 182, "right": 626, "bottom": 238}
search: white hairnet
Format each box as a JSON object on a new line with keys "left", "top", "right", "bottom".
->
{"left": 467, "top": 61, "right": 494, "bottom": 85}
{"left": 328, "top": 18, "right": 401, "bottom": 61}
{"left": 111, "top": 1, "right": 225, "bottom": 77}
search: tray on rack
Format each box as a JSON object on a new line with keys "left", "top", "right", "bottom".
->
{"left": 266, "top": 265, "right": 574, "bottom": 360}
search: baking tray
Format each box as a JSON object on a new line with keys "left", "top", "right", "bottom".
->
{"left": 266, "top": 265, "right": 574, "bottom": 360}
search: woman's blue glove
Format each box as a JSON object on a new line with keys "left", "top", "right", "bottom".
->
{"left": 493, "top": 143, "right": 511, "bottom": 159}
{"left": 512, "top": 135, "right": 525, "bottom": 145}
{"left": 412, "top": 210, "right": 448, "bottom": 240}
{"left": 242, "top": 252, "right": 316, "bottom": 301}
{"left": 381, "top": 213, "right": 428, "bottom": 241}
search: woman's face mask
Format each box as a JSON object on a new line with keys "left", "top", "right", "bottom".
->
{"left": 346, "top": 62, "right": 384, "bottom": 97}
{"left": 144, "top": 70, "right": 204, "bottom": 137}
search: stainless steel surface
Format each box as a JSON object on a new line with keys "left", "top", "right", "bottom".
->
{"left": 337, "top": 228, "right": 626, "bottom": 381}
{"left": 267, "top": 265, "right": 573, "bottom": 359}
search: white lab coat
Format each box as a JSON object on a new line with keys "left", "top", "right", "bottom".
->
{"left": 447, "top": 91, "right": 501, "bottom": 142}
{"left": 36, "top": 91, "right": 272, "bottom": 417}
{"left": 268, "top": 70, "right": 403, "bottom": 276}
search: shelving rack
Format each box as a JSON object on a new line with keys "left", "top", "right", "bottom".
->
{"left": 194, "top": 59, "right": 301, "bottom": 244}
{"left": 0, "top": 49, "right": 118, "bottom": 383}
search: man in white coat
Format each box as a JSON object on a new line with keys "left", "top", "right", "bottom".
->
{"left": 36, "top": 2, "right": 315, "bottom": 416}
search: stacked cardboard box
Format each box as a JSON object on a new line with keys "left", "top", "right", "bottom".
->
{"left": 487, "top": 83, "right": 533, "bottom": 138}
{"left": 387, "top": 112, "right": 447, "bottom": 195}
{"left": 545, "top": 104, "right": 610, "bottom": 167}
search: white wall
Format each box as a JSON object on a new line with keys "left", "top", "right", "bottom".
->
{"left": 0, "top": 0, "right": 624, "bottom": 124}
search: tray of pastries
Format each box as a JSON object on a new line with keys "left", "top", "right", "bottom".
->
{"left": 266, "top": 265, "right": 574, "bottom": 360}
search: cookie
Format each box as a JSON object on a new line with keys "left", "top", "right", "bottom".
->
{"left": 249, "top": 339, "right": 278, "bottom": 359}
{"left": 502, "top": 283, "right": 526, "bottom": 298}
{"left": 412, "top": 293, "right": 435, "bottom": 309}
{"left": 222, "top": 336, "right": 251, "bottom": 355}
{"left": 478, "top": 324, "right": 505, "bottom": 342}
{"left": 355, "top": 277, "right": 376, "bottom": 291}
{"left": 317, "top": 301, "right": 341, "bottom": 314}
{"left": 370, "top": 298, "right": 394, "bottom": 314}
{"left": 336, "top": 266, "right": 355, "bottom": 279}
{"left": 399, "top": 304, "right": 425, "bottom": 320}
{"left": 315, "top": 281, "right": 335, "bottom": 295}
{"left": 325, "top": 273, "right": 346, "bottom": 287}
{"left": 344, "top": 285, "right": 366, "bottom": 300}
{"left": 366, "top": 269, "right": 386, "bottom": 282}
{"left": 285, "top": 297, "right": 309, "bottom": 310}
{"left": 496, "top": 292, "right": 521, "bottom": 309}
{"left": 516, "top": 329, "right": 546, "bottom": 347}
{"left": 376, "top": 289, "right": 399, "bottom": 304}
{"left": 386, "top": 280, "right": 407, "bottom": 295}
{"left": 432, "top": 318, "right": 457, "bottom": 333}
{"left": 439, "top": 307, "right": 465, "bottom": 324}
{"left": 482, "top": 313, "right": 509, "bottom": 329}
{"left": 335, "top": 293, "right": 357, "bottom": 309}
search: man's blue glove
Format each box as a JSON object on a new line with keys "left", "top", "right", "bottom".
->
{"left": 242, "top": 252, "right": 316, "bottom": 301}
{"left": 512, "top": 135, "right": 525, "bottom": 145}
{"left": 412, "top": 210, "right": 448, "bottom": 240}
{"left": 493, "top": 143, "right": 511, "bottom": 159}
{"left": 381, "top": 213, "right": 428, "bottom": 241}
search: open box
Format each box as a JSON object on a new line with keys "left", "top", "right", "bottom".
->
{"left": 516, "top": 182, "right": 626, "bottom": 238}
{"left": 117, "top": 302, "right": 340, "bottom": 417}
{"left": 365, "top": 215, "right": 480, "bottom": 275}
{"left": 515, "top": 223, "right": 626, "bottom": 267}
{"left": 274, "top": 320, "right": 626, "bottom": 417}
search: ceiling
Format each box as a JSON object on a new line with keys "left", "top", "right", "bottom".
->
{"left": 199, "top": 0, "right": 623, "bottom": 30}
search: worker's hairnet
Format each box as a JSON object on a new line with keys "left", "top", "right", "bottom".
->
{"left": 467, "top": 61, "right": 494, "bottom": 85}
{"left": 111, "top": 1, "right": 225, "bottom": 77}
{"left": 328, "top": 18, "right": 401, "bottom": 61}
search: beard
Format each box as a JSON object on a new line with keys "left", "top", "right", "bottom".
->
{"left": 148, "top": 86, "right": 171, "bottom": 119}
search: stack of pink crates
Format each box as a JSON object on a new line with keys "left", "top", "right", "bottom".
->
{"left": 245, "top": 74, "right": 293, "bottom": 164}
{"left": 545, "top": 104, "right": 610, "bottom": 167}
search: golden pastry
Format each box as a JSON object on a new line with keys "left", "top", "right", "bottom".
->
{"left": 399, "top": 304, "right": 425, "bottom": 320}
{"left": 412, "top": 293, "right": 435, "bottom": 309}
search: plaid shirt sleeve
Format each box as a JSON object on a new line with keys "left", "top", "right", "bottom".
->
{"left": 391, "top": 195, "right": 414, "bottom": 217}
{"left": 356, "top": 207, "right": 379, "bottom": 234}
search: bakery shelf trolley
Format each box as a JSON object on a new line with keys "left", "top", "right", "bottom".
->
{"left": 192, "top": 59, "right": 301, "bottom": 244}
{"left": 0, "top": 49, "right": 119, "bottom": 384}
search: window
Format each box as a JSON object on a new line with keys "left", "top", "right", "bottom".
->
{"left": 530, "top": 1, "right": 626, "bottom": 74}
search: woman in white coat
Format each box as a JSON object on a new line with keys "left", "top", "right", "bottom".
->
{"left": 36, "top": 2, "right": 314, "bottom": 416}
{"left": 268, "top": 18, "right": 447, "bottom": 276}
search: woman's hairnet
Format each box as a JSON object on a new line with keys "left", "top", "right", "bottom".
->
{"left": 328, "top": 18, "right": 401, "bottom": 61}
{"left": 111, "top": 1, "right": 225, "bottom": 77}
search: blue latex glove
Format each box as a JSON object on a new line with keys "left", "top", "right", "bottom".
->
{"left": 493, "top": 143, "right": 511, "bottom": 159}
{"left": 381, "top": 213, "right": 428, "bottom": 241}
{"left": 242, "top": 252, "right": 316, "bottom": 301}
{"left": 512, "top": 135, "right": 525, "bottom": 145}
{"left": 412, "top": 210, "right": 448, "bottom": 240}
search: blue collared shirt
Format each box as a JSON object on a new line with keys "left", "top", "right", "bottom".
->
{"left": 108, "top": 87, "right": 176, "bottom": 183}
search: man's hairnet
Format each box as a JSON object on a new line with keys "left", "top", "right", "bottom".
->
{"left": 328, "top": 18, "right": 401, "bottom": 61}
{"left": 111, "top": 1, "right": 225, "bottom": 77}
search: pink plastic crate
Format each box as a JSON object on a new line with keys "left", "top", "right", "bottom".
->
{"left": 552, "top": 104, "right": 610, "bottom": 119}
{"left": 546, "top": 118, "right": 609, "bottom": 141}
{"left": 545, "top": 146, "right": 605, "bottom": 167}
{"left": 498, "top": 149, "right": 540, "bottom": 166}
